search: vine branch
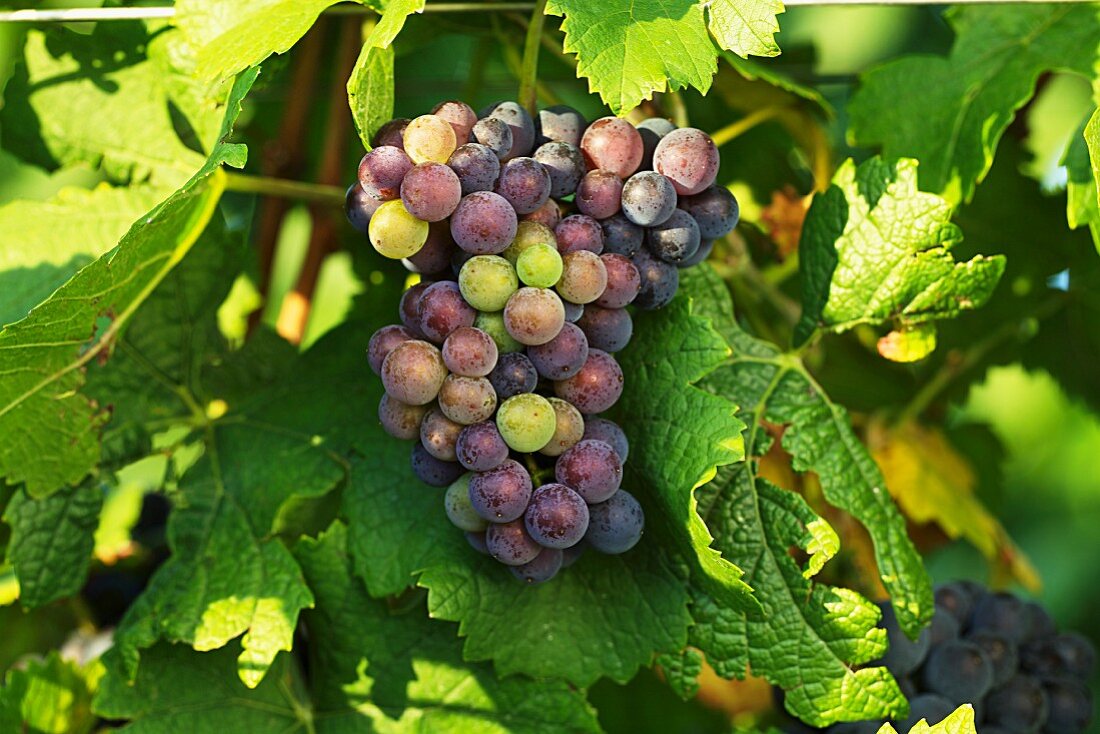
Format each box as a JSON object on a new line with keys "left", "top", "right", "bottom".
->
{"left": 517, "top": 0, "right": 548, "bottom": 116}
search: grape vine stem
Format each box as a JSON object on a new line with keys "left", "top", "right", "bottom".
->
{"left": 711, "top": 106, "right": 786, "bottom": 147}
{"left": 223, "top": 173, "right": 346, "bottom": 207}
{"left": 518, "top": 0, "right": 548, "bottom": 116}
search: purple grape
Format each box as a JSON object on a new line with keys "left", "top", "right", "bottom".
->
{"left": 621, "top": 171, "right": 677, "bottom": 226}
{"left": 534, "top": 142, "right": 585, "bottom": 198}
{"left": 488, "top": 352, "right": 538, "bottom": 399}
{"left": 486, "top": 519, "right": 542, "bottom": 565}
{"left": 527, "top": 322, "right": 589, "bottom": 380}
{"left": 417, "top": 281, "right": 476, "bottom": 342}
{"left": 400, "top": 162, "right": 462, "bottom": 222}
{"left": 562, "top": 301, "right": 584, "bottom": 323}
{"left": 368, "top": 324, "right": 414, "bottom": 374}
{"left": 495, "top": 157, "right": 551, "bottom": 215}
{"left": 523, "top": 198, "right": 562, "bottom": 229}
{"left": 554, "top": 214, "right": 603, "bottom": 255}
{"left": 450, "top": 191, "right": 518, "bottom": 254}
{"left": 403, "top": 221, "right": 457, "bottom": 276}
{"left": 510, "top": 547, "right": 563, "bottom": 584}
{"left": 438, "top": 374, "right": 497, "bottom": 425}
{"left": 582, "top": 417, "right": 629, "bottom": 462}
{"left": 585, "top": 490, "right": 644, "bottom": 553}
{"left": 596, "top": 253, "right": 641, "bottom": 308}
{"left": 984, "top": 675, "right": 1049, "bottom": 733}
{"left": 431, "top": 100, "right": 478, "bottom": 143}
{"left": 456, "top": 421, "right": 509, "bottom": 472}
{"left": 411, "top": 442, "right": 463, "bottom": 486}
{"left": 679, "top": 185, "right": 739, "bottom": 239}
{"left": 469, "top": 459, "right": 533, "bottom": 522}
{"left": 524, "top": 484, "right": 589, "bottom": 549}
{"left": 554, "top": 349, "right": 623, "bottom": 414}
{"left": 968, "top": 630, "right": 1019, "bottom": 686}
{"left": 677, "top": 237, "right": 713, "bottom": 268}
{"left": 577, "top": 305, "right": 632, "bottom": 353}
{"left": 576, "top": 169, "right": 623, "bottom": 219}
{"left": 442, "top": 326, "right": 498, "bottom": 377}
{"left": 378, "top": 393, "right": 428, "bottom": 441}
{"left": 372, "top": 118, "right": 410, "bottom": 149}
{"left": 484, "top": 101, "right": 536, "bottom": 159}
{"left": 636, "top": 117, "right": 676, "bottom": 170}
{"left": 420, "top": 406, "right": 463, "bottom": 461}
{"left": 646, "top": 209, "right": 700, "bottom": 263}
{"left": 599, "top": 213, "right": 644, "bottom": 257}
{"left": 345, "top": 183, "right": 382, "bottom": 232}
{"left": 1042, "top": 677, "right": 1090, "bottom": 734}
{"left": 537, "top": 105, "right": 586, "bottom": 147}
{"left": 358, "top": 145, "right": 413, "bottom": 200}
{"left": 541, "top": 397, "right": 585, "bottom": 457}
{"left": 632, "top": 248, "right": 679, "bottom": 309}
{"left": 561, "top": 541, "right": 585, "bottom": 568}
{"left": 399, "top": 282, "right": 430, "bottom": 336}
{"left": 580, "top": 117, "right": 643, "bottom": 178}
{"left": 653, "top": 127, "right": 719, "bottom": 195}
{"left": 555, "top": 439, "right": 622, "bottom": 503}
{"left": 466, "top": 530, "right": 490, "bottom": 555}
{"left": 503, "top": 287, "right": 565, "bottom": 346}
{"left": 448, "top": 143, "right": 501, "bottom": 195}
{"left": 381, "top": 340, "right": 447, "bottom": 405}
{"left": 472, "top": 117, "right": 513, "bottom": 160}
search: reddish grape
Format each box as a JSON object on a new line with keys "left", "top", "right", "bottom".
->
{"left": 555, "top": 439, "right": 623, "bottom": 503}
{"left": 399, "top": 282, "right": 430, "bottom": 337}
{"left": 403, "top": 221, "right": 457, "bottom": 276}
{"left": 653, "top": 127, "right": 719, "bottom": 195}
{"left": 410, "top": 442, "right": 463, "bottom": 487}
{"left": 368, "top": 324, "right": 415, "bottom": 374}
{"left": 400, "top": 162, "right": 462, "bottom": 222}
{"left": 576, "top": 169, "right": 623, "bottom": 219}
{"left": 486, "top": 519, "right": 542, "bottom": 565}
{"left": 554, "top": 214, "right": 604, "bottom": 255}
{"left": 431, "top": 100, "right": 478, "bottom": 143}
{"left": 456, "top": 421, "right": 509, "bottom": 472}
{"left": 582, "top": 417, "right": 629, "bottom": 462}
{"left": 381, "top": 340, "right": 447, "bottom": 405}
{"left": 438, "top": 374, "right": 497, "bottom": 425}
{"left": 472, "top": 116, "right": 513, "bottom": 159}
{"left": 580, "top": 117, "right": 644, "bottom": 178}
{"left": 442, "top": 326, "right": 498, "bottom": 377}
{"left": 420, "top": 406, "right": 463, "bottom": 461}
{"left": 577, "top": 305, "right": 632, "bottom": 353}
{"left": 523, "top": 198, "right": 562, "bottom": 229}
{"left": 468, "top": 458, "right": 533, "bottom": 522}
{"left": 596, "top": 253, "right": 641, "bottom": 308}
{"left": 556, "top": 250, "right": 607, "bottom": 305}
{"left": 554, "top": 349, "right": 623, "bottom": 414}
{"left": 378, "top": 393, "right": 428, "bottom": 441}
{"left": 488, "top": 352, "right": 538, "bottom": 399}
{"left": 372, "top": 118, "right": 410, "bottom": 149}
{"left": 417, "top": 281, "right": 476, "bottom": 342}
{"left": 503, "top": 287, "right": 565, "bottom": 345}
{"left": 541, "top": 397, "right": 585, "bottom": 457}
{"left": 447, "top": 143, "right": 501, "bottom": 195}
{"left": 358, "top": 145, "right": 413, "bottom": 199}
{"left": 524, "top": 483, "right": 589, "bottom": 549}
{"left": 495, "top": 157, "right": 552, "bottom": 215}
{"left": 527, "top": 321, "right": 589, "bottom": 380}
{"left": 450, "top": 191, "right": 519, "bottom": 254}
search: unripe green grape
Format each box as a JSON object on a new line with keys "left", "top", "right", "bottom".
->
{"left": 516, "top": 243, "right": 563, "bottom": 288}
{"left": 496, "top": 393, "right": 557, "bottom": 452}
{"left": 368, "top": 199, "right": 429, "bottom": 259}
{"left": 540, "top": 397, "right": 584, "bottom": 457}
{"left": 403, "top": 114, "right": 458, "bottom": 164}
{"left": 474, "top": 311, "right": 524, "bottom": 354}
{"left": 459, "top": 255, "right": 518, "bottom": 311}
{"left": 503, "top": 221, "right": 557, "bottom": 264}
{"left": 444, "top": 474, "right": 488, "bottom": 532}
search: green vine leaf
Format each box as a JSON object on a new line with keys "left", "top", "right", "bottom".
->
{"left": 1065, "top": 109, "right": 1100, "bottom": 254}
{"left": 878, "top": 703, "right": 977, "bottom": 734}
{"left": 367, "top": 0, "right": 426, "bottom": 49}
{"left": 347, "top": 44, "right": 395, "bottom": 151}
{"left": 707, "top": 0, "right": 784, "bottom": 59}
{"left": 0, "top": 652, "right": 97, "bottom": 733}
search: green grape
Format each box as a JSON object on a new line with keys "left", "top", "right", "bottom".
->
{"left": 516, "top": 243, "right": 563, "bottom": 288}
{"left": 459, "top": 255, "right": 519, "bottom": 311}
{"left": 368, "top": 199, "right": 429, "bottom": 259}
{"left": 475, "top": 310, "right": 524, "bottom": 354}
{"left": 503, "top": 220, "right": 557, "bottom": 264}
{"left": 403, "top": 114, "right": 457, "bottom": 164}
{"left": 496, "top": 393, "right": 557, "bottom": 452}
{"left": 444, "top": 474, "right": 488, "bottom": 532}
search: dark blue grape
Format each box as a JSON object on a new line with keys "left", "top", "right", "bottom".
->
{"left": 968, "top": 630, "right": 1019, "bottom": 686}
{"left": 466, "top": 530, "right": 490, "bottom": 555}
{"left": 448, "top": 143, "right": 502, "bottom": 195}
{"left": 621, "top": 171, "right": 677, "bottom": 226}
{"left": 600, "top": 213, "right": 644, "bottom": 257}
{"left": 455, "top": 421, "right": 509, "bottom": 472}
{"left": 1043, "top": 676, "right": 1092, "bottom": 734}
{"left": 510, "top": 547, "right": 563, "bottom": 584}
{"left": 929, "top": 604, "right": 961, "bottom": 646}
{"left": 646, "top": 208, "right": 700, "bottom": 263}
{"left": 472, "top": 116, "right": 513, "bottom": 159}
{"left": 488, "top": 352, "right": 538, "bottom": 399}
{"left": 524, "top": 483, "right": 589, "bottom": 549}
{"left": 534, "top": 142, "right": 585, "bottom": 198}
{"left": 404, "top": 220, "right": 457, "bottom": 276}
{"left": 577, "top": 305, "right": 632, "bottom": 353}
{"left": 679, "top": 185, "right": 740, "bottom": 239}
{"left": 934, "top": 580, "right": 983, "bottom": 627}
{"left": 582, "top": 418, "right": 629, "bottom": 462}
{"left": 527, "top": 322, "right": 589, "bottom": 380}
{"left": 636, "top": 117, "right": 676, "bottom": 170}
{"left": 346, "top": 183, "right": 382, "bottom": 232}
{"left": 585, "top": 490, "right": 644, "bottom": 554}
{"left": 677, "top": 237, "right": 713, "bottom": 268}
{"left": 411, "top": 443, "right": 463, "bottom": 487}
{"left": 876, "top": 601, "right": 931, "bottom": 676}
{"left": 484, "top": 101, "right": 536, "bottom": 159}
{"left": 631, "top": 248, "right": 679, "bottom": 310}
{"left": 920, "top": 639, "right": 994, "bottom": 704}
{"left": 971, "top": 592, "right": 1032, "bottom": 643}
{"left": 1021, "top": 633, "right": 1097, "bottom": 680}
{"left": 985, "top": 674, "right": 1049, "bottom": 733}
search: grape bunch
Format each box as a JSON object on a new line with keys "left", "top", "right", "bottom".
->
{"left": 348, "top": 100, "right": 738, "bottom": 584}
{"left": 786, "top": 581, "right": 1095, "bottom": 734}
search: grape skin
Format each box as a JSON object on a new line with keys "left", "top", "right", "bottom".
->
{"left": 562, "top": 300, "right": 584, "bottom": 323}
{"left": 484, "top": 101, "right": 537, "bottom": 159}
{"left": 534, "top": 141, "right": 585, "bottom": 198}
{"left": 577, "top": 305, "right": 632, "bottom": 353}
{"left": 971, "top": 591, "right": 1032, "bottom": 643}
{"left": 928, "top": 603, "right": 961, "bottom": 647}
{"left": 438, "top": 374, "right": 497, "bottom": 425}
{"left": 527, "top": 322, "right": 589, "bottom": 380}
{"left": 458, "top": 255, "right": 518, "bottom": 312}
{"left": 486, "top": 519, "right": 542, "bottom": 566}
{"left": 524, "top": 484, "right": 590, "bottom": 549}
{"left": 474, "top": 310, "right": 524, "bottom": 354}
{"left": 600, "top": 213, "right": 644, "bottom": 257}
{"left": 378, "top": 394, "right": 428, "bottom": 441}
{"left": 632, "top": 248, "right": 679, "bottom": 310}
{"left": 680, "top": 185, "right": 740, "bottom": 239}
{"left": 431, "top": 100, "right": 478, "bottom": 143}
{"left": 504, "top": 221, "right": 558, "bottom": 264}
{"left": 555, "top": 439, "right": 622, "bottom": 503}
{"left": 456, "top": 421, "right": 510, "bottom": 472}
{"left": 576, "top": 169, "right": 624, "bottom": 219}
{"left": 400, "top": 162, "right": 462, "bottom": 222}
{"left": 540, "top": 397, "right": 585, "bottom": 457}
{"left": 417, "top": 281, "right": 476, "bottom": 342}
{"left": 444, "top": 474, "right": 488, "bottom": 532}
{"left": 496, "top": 392, "right": 557, "bottom": 452}
{"left": 652, "top": 127, "right": 720, "bottom": 195}
{"left": 472, "top": 116, "right": 514, "bottom": 159}
{"left": 554, "top": 349, "right": 623, "bottom": 414}
{"left": 447, "top": 143, "right": 501, "bottom": 195}
{"left": 1042, "top": 677, "right": 1092, "bottom": 734}
{"left": 582, "top": 418, "right": 629, "bottom": 462}
{"left": 984, "top": 675, "right": 1050, "bottom": 733}
{"left": 522, "top": 198, "right": 562, "bottom": 229}
{"left": 345, "top": 183, "right": 383, "bottom": 232}
{"left": 358, "top": 145, "right": 413, "bottom": 199}
{"left": 488, "top": 352, "right": 538, "bottom": 399}
{"left": 368, "top": 324, "right": 414, "bottom": 374}
{"left": 411, "top": 442, "right": 464, "bottom": 487}
{"left": 369, "top": 199, "right": 429, "bottom": 259}
{"left": 967, "top": 630, "right": 1018, "bottom": 686}
{"left": 372, "top": 118, "right": 410, "bottom": 149}
{"left": 584, "top": 490, "right": 644, "bottom": 554}
{"left": 621, "top": 171, "right": 677, "bottom": 227}
{"left": 935, "top": 581, "right": 980, "bottom": 626}
{"left": 442, "top": 326, "right": 498, "bottom": 377}
{"left": 381, "top": 340, "right": 447, "bottom": 405}
{"left": 420, "top": 406, "right": 464, "bottom": 461}
{"left": 510, "top": 547, "right": 564, "bottom": 584}
{"left": 450, "top": 191, "right": 519, "bottom": 255}
{"left": 580, "top": 117, "right": 644, "bottom": 178}
{"left": 503, "top": 287, "right": 566, "bottom": 346}
{"left": 399, "top": 282, "right": 431, "bottom": 337}
{"left": 516, "top": 243, "right": 563, "bottom": 288}
{"left": 646, "top": 208, "right": 701, "bottom": 264}
{"left": 403, "top": 114, "right": 458, "bottom": 164}
{"left": 403, "top": 221, "right": 457, "bottom": 276}
{"left": 877, "top": 600, "right": 931, "bottom": 676}
{"left": 468, "top": 459, "right": 533, "bottom": 523}
{"left": 595, "top": 253, "right": 641, "bottom": 309}
{"left": 556, "top": 250, "right": 608, "bottom": 305}
{"left": 636, "top": 117, "right": 676, "bottom": 169}
{"left": 555, "top": 214, "right": 604, "bottom": 255}
{"left": 537, "top": 105, "right": 586, "bottom": 147}
{"left": 919, "top": 639, "right": 993, "bottom": 704}
{"left": 496, "top": 157, "right": 552, "bottom": 214}
{"left": 466, "top": 530, "right": 490, "bottom": 555}
{"left": 677, "top": 237, "right": 713, "bottom": 269}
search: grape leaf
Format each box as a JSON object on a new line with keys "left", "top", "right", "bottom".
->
{"left": 0, "top": 652, "right": 96, "bottom": 734}
{"left": 1065, "top": 110, "right": 1100, "bottom": 254}
{"left": 347, "top": 43, "right": 395, "bottom": 151}
{"left": 297, "top": 523, "right": 602, "bottom": 733}
{"left": 2, "top": 480, "right": 102, "bottom": 608}
{"left": 848, "top": 5, "right": 1100, "bottom": 203}
{"left": 367, "top": 0, "right": 426, "bottom": 50}
{"left": 877, "top": 703, "right": 977, "bottom": 734}
{"left": 707, "top": 0, "right": 784, "bottom": 60}
{"left": 795, "top": 157, "right": 1005, "bottom": 345}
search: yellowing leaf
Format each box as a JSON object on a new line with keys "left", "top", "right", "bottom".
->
{"left": 877, "top": 703, "right": 977, "bottom": 734}
{"left": 877, "top": 324, "right": 938, "bottom": 363}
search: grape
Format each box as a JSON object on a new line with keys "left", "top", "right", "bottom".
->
{"left": 442, "top": 326, "right": 498, "bottom": 377}
{"left": 554, "top": 349, "right": 623, "bottom": 414}
{"left": 447, "top": 143, "right": 501, "bottom": 195}
{"left": 468, "top": 458, "right": 533, "bottom": 522}
{"left": 967, "top": 630, "right": 1019, "bottom": 686}
{"left": 450, "top": 191, "right": 518, "bottom": 254}
{"left": 537, "top": 105, "right": 586, "bottom": 147}
{"left": 562, "top": 300, "right": 584, "bottom": 323}
{"left": 472, "top": 116, "right": 513, "bottom": 159}
{"left": 466, "top": 530, "right": 490, "bottom": 555}
{"left": 372, "top": 118, "right": 410, "bottom": 149}
{"left": 400, "top": 162, "right": 462, "bottom": 222}
{"left": 523, "top": 198, "right": 562, "bottom": 229}
{"left": 971, "top": 592, "right": 1032, "bottom": 643}
{"left": 516, "top": 243, "right": 563, "bottom": 288}
{"left": 417, "top": 281, "right": 476, "bottom": 342}
{"left": 1021, "top": 633, "right": 1097, "bottom": 680}
{"left": 494, "top": 157, "right": 551, "bottom": 215}
{"left": 420, "top": 406, "right": 464, "bottom": 461}
{"left": 632, "top": 247, "right": 680, "bottom": 310}
{"left": 984, "top": 675, "right": 1050, "bottom": 733}
{"left": 636, "top": 117, "right": 676, "bottom": 169}
{"left": 652, "top": 127, "right": 720, "bottom": 195}
{"left": 503, "top": 287, "right": 565, "bottom": 345}
{"left": 600, "top": 213, "right": 644, "bottom": 257}
{"left": 585, "top": 490, "right": 644, "bottom": 553}
{"left": 403, "top": 114, "right": 458, "bottom": 164}
{"left": 511, "top": 547, "right": 564, "bottom": 584}
{"left": 555, "top": 439, "right": 622, "bottom": 503}
{"left": 555, "top": 214, "right": 604, "bottom": 255}
{"left": 486, "top": 519, "right": 542, "bottom": 566}
{"left": 534, "top": 142, "right": 585, "bottom": 198}
{"left": 503, "top": 221, "right": 557, "bottom": 264}
{"left": 368, "top": 324, "right": 414, "bottom": 374}
{"left": 919, "top": 639, "right": 994, "bottom": 704}
{"left": 475, "top": 310, "right": 524, "bottom": 354}
{"left": 540, "top": 397, "right": 585, "bottom": 457}
{"left": 381, "top": 340, "right": 447, "bottom": 405}
{"left": 928, "top": 604, "right": 961, "bottom": 646}
{"left": 680, "top": 185, "right": 740, "bottom": 239}
{"left": 677, "top": 237, "right": 714, "bottom": 268}
{"left": 484, "top": 101, "right": 536, "bottom": 159}
{"left": 439, "top": 373, "right": 497, "bottom": 425}
{"left": 458, "top": 255, "right": 518, "bottom": 312}
{"left": 1024, "top": 601, "right": 1058, "bottom": 642}
{"left": 893, "top": 694, "right": 955, "bottom": 734}
{"left": 646, "top": 208, "right": 701, "bottom": 263}
{"left": 431, "top": 100, "right": 478, "bottom": 143}
{"left": 1043, "top": 677, "right": 1092, "bottom": 734}
{"left": 580, "top": 117, "right": 644, "bottom": 178}
{"left": 496, "top": 393, "right": 557, "bottom": 452}
{"left": 561, "top": 542, "right": 585, "bottom": 568}
{"left": 444, "top": 474, "right": 488, "bottom": 532}
{"left": 576, "top": 169, "right": 624, "bottom": 219}
{"left": 345, "top": 183, "right": 383, "bottom": 232}
{"left": 595, "top": 253, "right": 641, "bottom": 308}
{"left": 368, "top": 199, "right": 430, "bottom": 258}
{"left": 411, "top": 442, "right": 464, "bottom": 486}
{"left": 935, "top": 581, "right": 982, "bottom": 627}
{"left": 525, "top": 484, "right": 589, "bottom": 549}
{"left": 527, "top": 322, "right": 589, "bottom": 380}
{"left": 399, "top": 282, "right": 430, "bottom": 336}
{"left": 556, "top": 250, "right": 608, "bottom": 305}
{"left": 456, "top": 421, "right": 509, "bottom": 472}
{"left": 582, "top": 417, "right": 629, "bottom": 462}
{"left": 358, "top": 145, "right": 413, "bottom": 199}
{"left": 877, "top": 601, "right": 931, "bottom": 676}
{"left": 577, "top": 305, "right": 632, "bottom": 353}
{"left": 403, "top": 221, "right": 457, "bottom": 276}
{"left": 378, "top": 393, "right": 428, "bottom": 440}
{"left": 621, "top": 171, "right": 677, "bottom": 226}
{"left": 488, "top": 352, "right": 538, "bottom": 399}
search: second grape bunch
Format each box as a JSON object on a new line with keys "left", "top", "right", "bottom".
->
{"left": 352, "top": 100, "right": 739, "bottom": 584}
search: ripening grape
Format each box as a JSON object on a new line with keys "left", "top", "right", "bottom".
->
{"left": 475, "top": 310, "right": 524, "bottom": 354}
{"left": 450, "top": 191, "right": 519, "bottom": 254}
{"left": 632, "top": 248, "right": 679, "bottom": 310}
{"left": 439, "top": 373, "right": 497, "bottom": 425}
{"left": 447, "top": 143, "right": 501, "bottom": 195}
{"left": 556, "top": 250, "right": 607, "bottom": 305}
{"left": 523, "top": 198, "right": 562, "bottom": 229}
{"left": 411, "top": 442, "right": 463, "bottom": 487}
{"left": 596, "top": 254, "right": 641, "bottom": 308}
{"left": 484, "top": 101, "right": 536, "bottom": 159}
{"left": 503, "top": 221, "right": 557, "bottom": 264}
{"left": 468, "top": 458, "right": 533, "bottom": 522}
{"left": 652, "top": 127, "right": 719, "bottom": 195}
{"left": 878, "top": 601, "right": 931, "bottom": 676}
{"left": 1024, "top": 601, "right": 1058, "bottom": 642}
{"left": 582, "top": 417, "right": 629, "bottom": 462}
{"left": 1042, "top": 677, "right": 1091, "bottom": 734}
{"left": 486, "top": 519, "right": 542, "bottom": 566}
{"left": 534, "top": 142, "right": 585, "bottom": 198}
{"left": 516, "top": 243, "right": 563, "bottom": 288}
{"left": 680, "top": 185, "right": 740, "bottom": 239}
{"left": 369, "top": 199, "right": 430, "bottom": 259}
{"left": 420, "top": 407, "right": 464, "bottom": 461}
{"left": 935, "top": 581, "right": 981, "bottom": 626}
{"left": 431, "top": 100, "right": 478, "bottom": 143}
{"left": 921, "top": 640, "right": 994, "bottom": 703}
{"left": 555, "top": 439, "right": 622, "bottom": 503}
{"left": 968, "top": 630, "right": 1018, "bottom": 686}
{"left": 495, "top": 157, "right": 552, "bottom": 214}
{"left": 585, "top": 490, "right": 644, "bottom": 554}
{"left": 358, "top": 145, "right": 413, "bottom": 199}
{"left": 576, "top": 169, "right": 624, "bottom": 219}
{"left": 928, "top": 605, "right": 961, "bottom": 646}
{"left": 677, "top": 237, "right": 713, "bottom": 268}
{"left": 636, "top": 117, "right": 676, "bottom": 169}
{"left": 971, "top": 592, "right": 1032, "bottom": 643}
{"left": 417, "top": 281, "right": 476, "bottom": 342}
{"left": 456, "top": 421, "right": 510, "bottom": 472}
{"left": 555, "top": 214, "right": 604, "bottom": 255}
{"left": 554, "top": 349, "right": 623, "bottom": 414}
{"left": 600, "top": 213, "right": 644, "bottom": 257}
{"left": 621, "top": 171, "right": 677, "bottom": 226}
{"left": 503, "top": 287, "right": 565, "bottom": 346}
{"left": 442, "top": 326, "right": 498, "bottom": 377}
{"left": 984, "top": 675, "right": 1050, "bottom": 733}
{"left": 381, "top": 340, "right": 447, "bottom": 405}
{"left": 466, "top": 530, "right": 490, "bottom": 555}
{"left": 510, "top": 547, "right": 563, "bottom": 584}
{"left": 488, "top": 352, "right": 538, "bottom": 399}
{"left": 403, "top": 221, "right": 457, "bottom": 276}
{"left": 378, "top": 393, "right": 428, "bottom": 441}
{"left": 527, "top": 322, "right": 589, "bottom": 380}
{"left": 458, "top": 255, "right": 518, "bottom": 311}
{"left": 537, "top": 105, "right": 586, "bottom": 147}
{"left": 399, "top": 282, "right": 430, "bottom": 337}
{"left": 373, "top": 118, "right": 410, "bottom": 149}
{"left": 404, "top": 114, "right": 458, "bottom": 164}
{"left": 496, "top": 392, "right": 557, "bottom": 452}
{"left": 577, "top": 305, "right": 632, "bottom": 353}
{"left": 525, "top": 483, "right": 590, "bottom": 549}
{"left": 472, "top": 116, "right": 513, "bottom": 160}
{"left": 345, "top": 183, "right": 383, "bottom": 233}
{"left": 646, "top": 209, "right": 701, "bottom": 263}
{"left": 580, "top": 117, "right": 644, "bottom": 178}
{"left": 540, "top": 397, "right": 585, "bottom": 457}
{"left": 400, "top": 162, "right": 462, "bottom": 222}
{"left": 368, "top": 324, "right": 414, "bottom": 374}
{"left": 562, "top": 300, "right": 584, "bottom": 323}
{"left": 444, "top": 474, "right": 488, "bottom": 532}
{"left": 1022, "top": 633, "right": 1097, "bottom": 679}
